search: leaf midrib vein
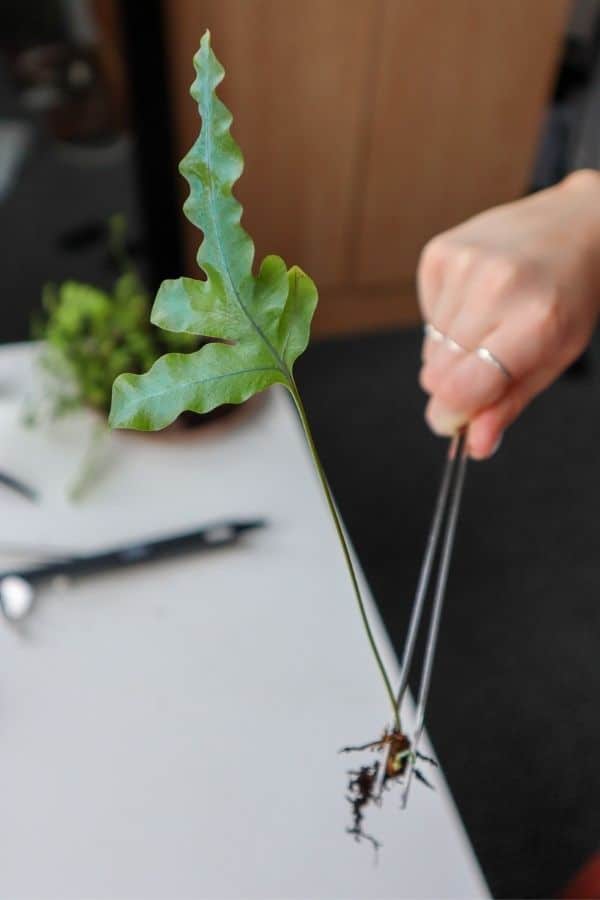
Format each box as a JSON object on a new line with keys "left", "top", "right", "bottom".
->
{"left": 128, "top": 365, "right": 280, "bottom": 405}
{"left": 202, "top": 71, "right": 289, "bottom": 381}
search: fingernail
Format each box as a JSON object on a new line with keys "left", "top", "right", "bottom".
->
{"left": 490, "top": 433, "right": 503, "bottom": 456}
{"left": 427, "top": 407, "right": 466, "bottom": 436}
{"left": 468, "top": 432, "right": 503, "bottom": 461}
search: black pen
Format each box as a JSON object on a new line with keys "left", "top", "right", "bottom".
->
{"left": 0, "top": 519, "right": 266, "bottom": 622}
{"left": 0, "top": 470, "right": 38, "bottom": 502}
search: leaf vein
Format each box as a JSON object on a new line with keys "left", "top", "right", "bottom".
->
{"left": 202, "top": 78, "right": 289, "bottom": 378}
{"left": 128, "top": 365, "right": 280, "bottom": 405}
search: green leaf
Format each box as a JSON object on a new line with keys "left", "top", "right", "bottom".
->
{"left": 109, "top": 30, "right": 317, "bottom": 431}
{"left": 107, "top": 31, "right": 401, "bottom": 738}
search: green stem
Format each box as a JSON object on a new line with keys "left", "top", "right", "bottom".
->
{"left": 290, "top": 381, "right": 400, "bottom": 731}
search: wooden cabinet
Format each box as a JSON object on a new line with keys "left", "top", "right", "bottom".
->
{"left": 162, "top": 0, "right": 570, "bottom": 335}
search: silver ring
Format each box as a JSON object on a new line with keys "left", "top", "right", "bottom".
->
{"left": 444, "top": 336, "right": 465, "bottom": 354}
{"left": 475, "top": 346, "right": 512, "bottom": 380}
{"left": 424, "top": 323, "right": 467, "bottom": 353}
{"left": 424, "top": 323, "right": 445, "bottom": 343}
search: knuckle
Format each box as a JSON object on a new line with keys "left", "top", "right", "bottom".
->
{"left": 480, "top": 254, "right": 522, "bottom": 296}
{"left": 419, "top": 364, "right": 437, "bottom": 394}
{"left": 419, "top": 236, "right": 449, "bottom": 274}
{"left": 438, "top": 243, "right": 484, "bottom": 295}
{"left": 418, "top": 291, "right": 432, "bottom": 319}
{"left": 450, "top": 244, "right": 480, "bottom": 278}
{"left": 435, "top": 369, "right": 468, "bottom": 410}
{"left": 528, "top": 285, "right": 563, "bottom": 348}
{"left": 435, "top": 360, "right": 496, "bottom": 413}
{"left": 419, "top": 238, "right": 482, "bottom": 313}
{"left": 418, "top": 236, "right": 450, "bottom": 298}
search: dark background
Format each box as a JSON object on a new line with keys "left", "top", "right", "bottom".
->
{"left": 296, "top": 330, "right": 600, "bottom": 898}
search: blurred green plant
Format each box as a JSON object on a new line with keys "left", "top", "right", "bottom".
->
{"left": 27, "top": 216, "right": 201, "bottom": 500}
{"left": 33, "top": 215, "right": 199, "bottom": 421}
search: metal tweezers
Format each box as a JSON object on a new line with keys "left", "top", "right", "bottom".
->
{"left": 398, "top": 429, "right": 469, "bottom": 807}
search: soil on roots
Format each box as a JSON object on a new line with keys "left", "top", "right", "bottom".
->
{"left": 340, "top": 727, "right": 438, "bottom": 850}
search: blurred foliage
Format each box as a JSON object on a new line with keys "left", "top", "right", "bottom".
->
{"left": 33, "top": 216, "right": 200, "bottom": 419}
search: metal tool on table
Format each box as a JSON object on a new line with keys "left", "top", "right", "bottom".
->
{"left": 396, "top": 429, "right": 469, "bottom": 807}
{"left": 0, "top": 519, "right": 265, "bottom": 623}
{"left": 0, "top": 470, "right": 38, "bottom": 503}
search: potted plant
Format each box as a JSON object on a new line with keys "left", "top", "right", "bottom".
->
{"left": 31, "top": 215, "right": 200, "bottom": 424}
{"left": 28, "top": 216, "right": 240, "bottom": 498}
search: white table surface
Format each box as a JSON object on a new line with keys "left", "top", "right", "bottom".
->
{"left": 0, "top": 343, "right": 488, "bottom": 899}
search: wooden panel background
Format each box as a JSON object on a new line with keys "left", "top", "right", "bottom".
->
{"left": 162, "top": 0, "right": 570, "bottom": 335}
{"left": 355, "top": 0, "right": 571, "bottom": 284}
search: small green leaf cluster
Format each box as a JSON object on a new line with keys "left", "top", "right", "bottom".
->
{"left": 36, "top": 264, "right": 199, "bottom": 418}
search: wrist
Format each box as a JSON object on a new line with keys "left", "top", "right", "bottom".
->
{"left": 560, "top": 170, "right": 600, "bottom": 318}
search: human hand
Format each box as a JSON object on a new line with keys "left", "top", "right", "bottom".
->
{"left": 418, "top": 169, "right": 600, "bottom": 458}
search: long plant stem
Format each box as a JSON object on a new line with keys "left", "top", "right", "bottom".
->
{"left": 290, "top": 381, "right": 400, "bottom": 731}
